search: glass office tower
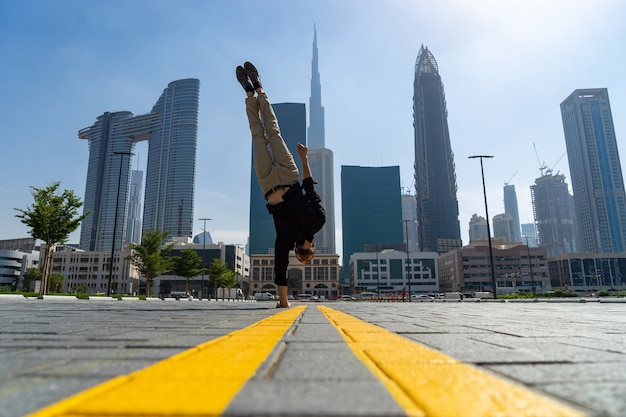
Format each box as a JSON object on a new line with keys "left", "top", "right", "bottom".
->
{"left": 503, "top": 184, "right": 522, "bottom": 242}
{"left": 413, "top": 45, "right": 461, "bottom": 252}
{"left": 341, "top": 165, "right": 404, "bottom": 286}
{"left": 79, "top": 79, "right": 199, "bottom": 251}
{"left": 142, "top": 79, "right": 200, "bottom": 239}
{"left": 561, "top": 88, "right": 626, "bottom": 253}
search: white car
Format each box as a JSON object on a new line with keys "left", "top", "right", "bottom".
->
{"left": 411, "top": 294, "right": 434, "bottom": 301}
{"left": 254, "top": 292, "right": 274, "bottom": 300}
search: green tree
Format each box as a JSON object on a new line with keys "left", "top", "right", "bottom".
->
{"left": 221, "top": 272, "right": 239, "bottom": 299}
{"left": 22, "top": 268, "right": 42, "bottom": 292}
{"left": 208, "top": 258, "right": 236, "bottom": 299}
{"left": 14, "top": 182, "right": 88, "bottom": 296}
{"left": 170, "top": 248, "right": 205, "bottom": 295}
{"left": 128, "top": 230, "right": 174, "bottom": 297}
{"left": 49, "top": 273, "right": 64, "bottom": 293}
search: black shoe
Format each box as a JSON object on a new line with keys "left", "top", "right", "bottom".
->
{"left": 244, "top": 61, "right": 262, "bottom": 90}
{"left": 236, "top": 65, "right": 254, "bottom": 93}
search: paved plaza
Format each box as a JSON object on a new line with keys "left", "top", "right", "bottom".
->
{"left": 0, "top": 295, "right": 624, "bottom": 416}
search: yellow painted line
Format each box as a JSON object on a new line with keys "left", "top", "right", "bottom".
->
{"left": 27, "top": 305, "right": 306, "bottom": 417}
{"left": 318, "top": 305, "right": 587, "bottom": 417}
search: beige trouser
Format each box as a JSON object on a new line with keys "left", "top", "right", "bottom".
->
{"left": 246, "top": 92, "right": 299, "bottom": 196}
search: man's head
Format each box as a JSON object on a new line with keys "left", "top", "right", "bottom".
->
{"left": 295, "top": 243, "right": 315, "bottom": 264}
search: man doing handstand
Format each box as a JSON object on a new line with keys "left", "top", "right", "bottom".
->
{"left": 236, "top": 61, "right": 326, "bottom": 308}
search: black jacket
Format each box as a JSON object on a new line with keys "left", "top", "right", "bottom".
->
{"left": 266, "top": 177, "right": 326, "bottom": 285}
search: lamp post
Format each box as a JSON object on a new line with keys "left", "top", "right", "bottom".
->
{"left": 198, "top": 218, "right": 211, "bottom": 300}
{"left": 375, "top": 244, "right": 381, "bottom": 299}
{"left": 402, "top": 219, "right": 412, "bottom": 301}
{"left": 107, "top": 151, "right": 134, "bottom": 297}
{"left": 468, "top": 155, "right": 497, "bottom": 300}
{"left": 364, "top": 260, "right": 378, "bottom": 298}
{"left": 524, "top": 236, "right": 536, "bottom": 296}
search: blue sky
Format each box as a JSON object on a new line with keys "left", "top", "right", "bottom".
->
{"left": 2, "top": 0, "right": 625, "bottom": 253}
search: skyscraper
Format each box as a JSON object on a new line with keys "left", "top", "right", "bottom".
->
{"left": 142, "top": 79, "right": 200, "bottom": 239}
{"left": 521, "top": 223, "right": 538, "bottom": 247}
{"left": 401, "top": 193, "right": 418, "bottom": 253}
{"left": 341, "top": 166, "right": 404, "bottom": 286}
{"left": 530, "top": 173, "right": 578, "bottom": 257}
{"left": 493, "top": 213, "right": 516, "bottom": 242}
{"left": 79, "top": 79, "right": 199, "bottom": 251}
{"left": 125, "top": 170, "right": 143, "bottom": 245}
{"left": 248, "top": 103, "right": 305, "bottom": 255}
{"left": 503, "top": 184, "right": 522, "bottom": 242}
{"left": 308, "top": 149, "right": 335, "bottom": 253}
{"left": 468, "top": 214, "right": 489, "bottom": 242}
{"left": 308, "top": 25, "right": 325, "bottom": 150}
{"left": 307, "top": 26, "right": 336, "bottom": 254}
{"left": 413, "top": 45, "right": 461, "bottom": 253}
{"left": 561, "top": 88, "right": 626, "bottom": 253}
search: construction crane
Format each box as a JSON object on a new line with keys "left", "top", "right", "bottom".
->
{"left": 533, "top": 143, "right": 549, "bottom": 176}
{"left": 549, "top": 152, "right": 567, "bottom": 176}
{"left": 504, "top": 171, "right": 518, "bottom": 186}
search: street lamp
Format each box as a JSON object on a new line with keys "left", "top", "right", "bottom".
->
{"left": 402, "top": 219, "right": 413, "bottom": 301}
{"left": 198, "top": 218, "right": 212, "bottom": 300}
{"left": 524, "top": 236, "right": 536, "bottom": 296}
{"left": 468, "top": 155, "right": 497, "bottom": 300}
{"left": 108, "top": 151, "right": 134, "bottom": 297}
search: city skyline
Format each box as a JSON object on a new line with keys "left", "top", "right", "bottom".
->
{"left": 2, "top": 1, "right": 626, "bottom": 259}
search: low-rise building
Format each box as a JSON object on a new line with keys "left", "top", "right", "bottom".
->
{"left": 548, "top": 253, "right": 626, "bottom": 292}
{"left": 0, "top": 238, "right": 40, "bottom": 290}
{"left": 44, "top": 241, "right": 248, "bottom": 298}
{"left": 0, "top": 249, "right": 40, "bottom": 290}
{"left": 45, "top": 244, "right": 139, "bottom": 295}
{"left": 248, "top": 253, "right": 340, "bottom": 299}
{"left": 437, "top": 240, "right": 549, "bottom": 294}
{"left": 349, "top": 249, "right": 438, "bottom": 296}
{"left": 155, "top": 242, "right": 248, "bottom": 298}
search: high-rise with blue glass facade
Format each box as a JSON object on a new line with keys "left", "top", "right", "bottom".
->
{"left": 341, "top": 165, "right": 404, "bottom": 286}
{"left": 248, "top": 103, "right": 305, "bottom": 255}
{"left": 79, "top": 79, "right": 199, "bottom": 251}
{"left": 561, "top": 88, "right": 626, "bottom": 253}
{"left": 503, "top": 184, "right": 522, "bottom": 242}
{"left": 413, "top": 45, "right": 461, "bottom": 253}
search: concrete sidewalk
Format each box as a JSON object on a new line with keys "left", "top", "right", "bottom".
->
{"left": 0, "top": 296, "right": 624, "bottom": 416}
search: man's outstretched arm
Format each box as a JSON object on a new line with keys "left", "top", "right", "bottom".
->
{"left": 297, "top": 143, "right": 312, "bottom": 180}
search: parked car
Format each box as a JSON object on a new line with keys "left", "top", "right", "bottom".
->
{"left": 170, "top": 291, "right": 192, "bottom": 300}
{"left": 411, "top": 294, "right": 434, "bottom": 301}
{"left": 254, "top": 292, "right": 275, "bottom": 300}
{"left": 341, "top": 295, "right": 356, "bottom": 301}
